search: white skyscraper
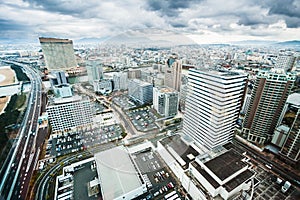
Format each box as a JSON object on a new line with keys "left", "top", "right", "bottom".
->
{"left": 183, "top": 69, "right": 247, "bottom": 150}
{"left": 86, "top": 59, "right": 103, "bottom": 85}
{"left": 113, "top": 72, "right": 128, "bottom": 91}
{"left": 153, "top": 87, "right": 178, "bottom": 117}
{"left": 275, "top": 55, "right": 296, "bottom": 71}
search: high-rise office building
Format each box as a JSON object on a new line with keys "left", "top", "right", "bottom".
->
{"left": 128, "top": 79, "right": 153, "bottom": 105}
{"left": 46, "top": 96, "right": 93, "bottom": 132}
{"left": 165, "top": 55, "right": 182, "bottom": 91}
{"left": 86, "top": 59, "right": 103, "bottom": 85}
{"left": 153, "top": 87, "right": 178, "bottom": 117}
{"left": 113, "top": 72, "right": 128, "bottom": 91}
{"left": 273, "top": 93, "right": 300, "bottom": 162}
{"left": 39, "top": 37, "right": 77, "bottom": 71}
{"left": 243, "top": 69, "right": 296, "bottom": 144}
{"left": 183, "top": 69, "right": 247, "bottom": 150}
{"left": 275, "top": 55, "right": 296, "bottom": 71}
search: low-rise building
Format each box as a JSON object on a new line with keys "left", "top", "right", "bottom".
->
{"left": 157, "top": 135, "right": 255, "bottom": 200}
{"left": 95, "top": 146, "right": 147, "bottom": 200}
{"left": 128, "top": 79, "right": 153, "bottom": 105}
{"left": 93, "top": 79, "right": 113, "bottom": 94}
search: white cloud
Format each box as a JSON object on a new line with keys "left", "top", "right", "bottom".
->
{"left": 0, "top": 0, "right": 300, "bottom": 43}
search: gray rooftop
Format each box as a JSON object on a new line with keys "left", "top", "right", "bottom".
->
{"left": 205, "top": 149, "right": 247, "bottom": 181}
{"left": 95, "top": 146, "right": 143, "bottom": 200}
{"left": 287, "top": 93, "right": 300, "bottom": 106}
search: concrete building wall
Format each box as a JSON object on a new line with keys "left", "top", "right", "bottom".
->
{"left": 93, "top": 79, "right": 113, "bottom": 94}
{"left": 153, "top": 87, "right": 178, "bottom": 117}
{"left": 47, "top": 98, "right": 93, "bottom": 132}
{"left": 181, "top": 173, "right": 207, "bottom": 200}
{"left": 39, "top": 37, "right": 77, "bottom": 71}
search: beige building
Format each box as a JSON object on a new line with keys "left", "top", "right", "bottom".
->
{"left": 39, "top": 37, "right": 77, "bottom": 71}
{"left": 165, "top": 55, "right": 182, "bottom": 91}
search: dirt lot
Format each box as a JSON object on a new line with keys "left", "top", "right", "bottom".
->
{"left": 0, "top": 67, "right": 15, "bottom": 113}
{"left": 0, "top": 67, "right": 15, "bottom": 86}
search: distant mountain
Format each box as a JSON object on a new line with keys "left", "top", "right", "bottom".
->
{"left": 75, "top": 37, "right": 109, "bottom": 44}
{"left": 230, "top": 40, "right": 277, "bottom": 45}
{"left": 0, "top": 38, "right": 37, "bottom": 44}
{"left": 102, "top": 29, "right": 196, "bottom": 47}
{"left": 230, "top": 40, "right": 300, "bottom": 47}
{"left": 275, "top": 40, "right": 300, "bottom": 46}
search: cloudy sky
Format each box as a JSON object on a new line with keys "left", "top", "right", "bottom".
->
{"left": 1, "top": 0, "right": 300, "bottom": 44}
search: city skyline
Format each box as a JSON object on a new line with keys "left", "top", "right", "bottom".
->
{"left": 1, "top": 0, "right": 300, "bottom": 44}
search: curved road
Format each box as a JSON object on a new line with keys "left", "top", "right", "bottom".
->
{"left": 0, "top": 60, "right": 43, "bottom": 200}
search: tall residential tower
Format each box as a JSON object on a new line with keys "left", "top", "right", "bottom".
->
{"left": 165, "top": 55, "right": 182, "bottom": 91}
{"left": 183, "top": 69, "right": 247, "bottom": 150}
{"left": 242, "top": 69, "right": 296, "bottom": 144}
{"left": 273, "top": 93, "right": 300, "bottom": 162}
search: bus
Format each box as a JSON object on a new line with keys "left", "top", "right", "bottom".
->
{"left": 164, "top": 191, "right": 176, "bottom": 199}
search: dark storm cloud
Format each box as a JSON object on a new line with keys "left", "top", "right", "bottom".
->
{"left": 237, "top": 14, "right": 269, "bottom": 27}
{"left": 268, "top": 0, "right": 300, "bottom": 18}
{"left": 253, "top": 0, "right": 300, "bottom": 28}
{"left": 23, "top": 0, "right": 97, "bottom": 16}
{"left": 0, "top": 19, "right": 28, "bottom": 31}
{"left": 146, "top": 0, "right": 201, "bottom": 17}
{"left": 0, "top": 0, "right": 300, "bottom": 43}
{"left": 170, "top": 22, "right": 188, "bottom": 28}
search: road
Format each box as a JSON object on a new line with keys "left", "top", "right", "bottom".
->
{"left": 34, "top": 152, "right": 92, "bottom": 200}
{"left": 0, "top": 60, "right": 44, "bottom": 200}
{"left": 232, "top": 137, "right": 300, "bottom": 188}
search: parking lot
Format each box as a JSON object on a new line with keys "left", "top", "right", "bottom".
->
{"left": 81, "top": 124, "right": 122, "bottom": 149}
{"left": 132, "top": 149, "right": 183, "bottom": 199}
{"left": 253, "top": 165, "right": 299, "bottom": 200}
{"left": 126, "top": 107, "right": 159, "bottom": 132}
{"left": 47, "top": 124, "right": 123, "bottom": 157}
{"left": 47, "top": 132, "right": 83, "bottom": 157}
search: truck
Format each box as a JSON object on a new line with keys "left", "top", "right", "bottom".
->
{"left": 281, "top": 181, "right": 291, "bottom": 193}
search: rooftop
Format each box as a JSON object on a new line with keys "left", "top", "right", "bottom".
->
{"left": 223, "top": 169, "right": 254, "bottom": 192}
{"left": 130, "top": 79, "right": 152, "bottom": 87}
{"left": 190, "top": 68, "right": 245, "bottom": 78}
{"left": 39, "top": 37, "right": 73, "bottom": 43}
{"left": 95, "top": 146, "right": 144, "bottom": 200}
{"left": 205, "top": 149, "right": 247, "bottom": 181}
{"left": 191, "top": 161, "right": 220, "bottom": 188}
{"left": 48, "top": 95, "right": 89, "bottom": 106}
{"left": 156, "top": 86, "right": 177, "bottom": 93}
{"left": 160, "top": 135, "right": 199, "bottom": 167}
{"left": 287, "top": 93, "right": 300, "bottom": 106}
